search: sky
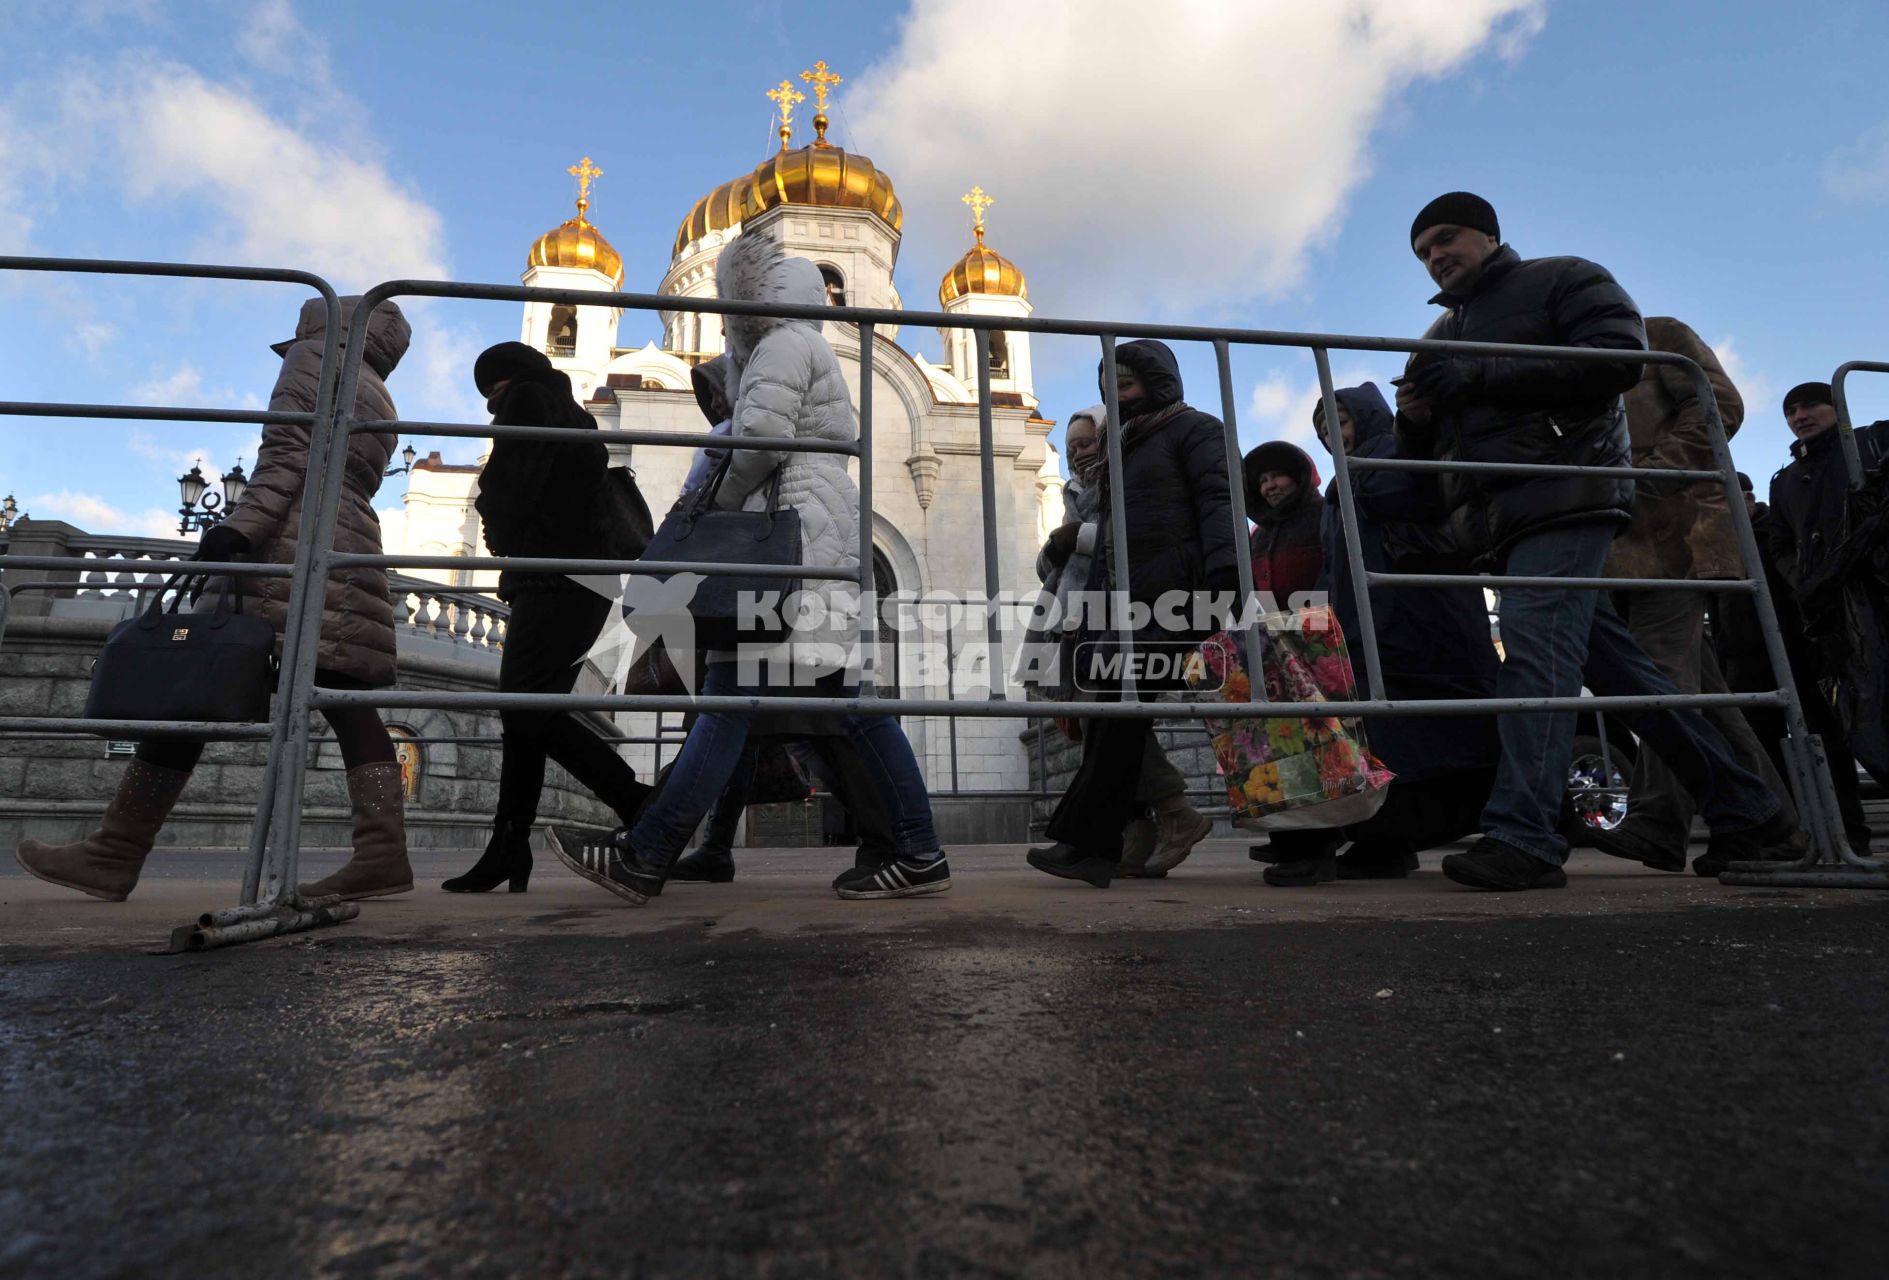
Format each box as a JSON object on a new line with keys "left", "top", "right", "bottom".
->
{"left": 5, "top": 0, "right": 1889, "bottom": 539}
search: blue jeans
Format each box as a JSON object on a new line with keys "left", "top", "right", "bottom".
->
{"left": 631, "top": 662, "right": 941, "bottom": 866}
{"left": 1484, "top": 523, "right": 1780, "bottom": 865}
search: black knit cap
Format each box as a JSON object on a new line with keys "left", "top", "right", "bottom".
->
{"left": 1410, "top": 191, "right": 1499, "bottom": 247}
{"left": 473, "top": 341, "right": 553, "bottom": 395}
{"left": 1782, "top": 381, "right": 1834, "bottom": 413}
{"left": 1736, "top": 471, "right": 1754, "bottom": 494}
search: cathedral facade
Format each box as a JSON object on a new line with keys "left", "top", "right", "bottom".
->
{"left": 384, "top": 80, "right": 1069, "bottom": 791}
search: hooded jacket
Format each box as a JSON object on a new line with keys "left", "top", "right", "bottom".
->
{"left": 1397, "top": 244, "right": 1647, "bottom": 563}
{"left": 1604, "top": 317, "right": 1747, "bottom": 581}
{"left": 681, "top": 354, "right": 734, "bottom": 496}
{"left": 1316, "top": 382, "right": 1499, "bottom": 779}
{"left": 222, "top": 296, "right": 410, "bottom": 687}
{"left": 1243, "top": 441, "right": 1324, "bottom": 601}
{"left": 1086, "top": 341, "right": 1238, "bottom": 634}
{"left": 711, "top": 231, "right": 860, "bottom": 669}
{"left": 472, "top": 342, "right": 608, "bottom": 600}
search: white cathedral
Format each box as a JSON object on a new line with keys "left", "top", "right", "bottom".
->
{"left": 381, "top": 71, "right": 1070, "bottom": 789}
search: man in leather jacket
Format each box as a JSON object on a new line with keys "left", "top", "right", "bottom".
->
{"left": 1765, "top": 381, "right": 1889, "bottom": 782}
{"left": 1394, "top": 192, "right": 1789, "bottom": 890}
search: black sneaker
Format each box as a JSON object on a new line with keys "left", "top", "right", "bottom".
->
{"left": 1587, "top": 825, "right": 1686, "bottom": 873}
{"left": 548, "top": 827, "right": 663, "bottom": 905}
{"left": 1263, "top": 855, "right": 1336, "bottom": 886}
{"left": 1335, "top": 846, "right": 1420, "bottom": 880}
{"left": 833, "top": 855, "right": 951, "bottom": 900}
{"left": 1025, "top": 842, "right": 1115, "bottom": 888}
{"left": 1440, "top": 838, "right": 1568, "bottom": 891}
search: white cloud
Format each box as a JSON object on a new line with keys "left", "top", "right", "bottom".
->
{"left": 1245, "top": 362, "right": 1390, "bottom": 450}
{"left": 26, "top": 489, "right": 179, "bottom": 539}
{"left": 849, "top": 0, "right": 1545, "bottom": 315}
{"left": 1710, "top": 335, "right": 1773, "bottom": 430}
{"left": 1823, "top": 121, "right": 1889, "bottom": 204}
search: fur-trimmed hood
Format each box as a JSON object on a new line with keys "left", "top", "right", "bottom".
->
{"left": 715, "top": 232, "right": 827, "bottom": 385}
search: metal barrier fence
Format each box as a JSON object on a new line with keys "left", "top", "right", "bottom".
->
{"left": 4, "top": 254, "right": 1885, "bottom": 952}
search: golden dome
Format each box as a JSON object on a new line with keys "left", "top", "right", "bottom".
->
{"left": 528, "top": 156, "right": 625, "bottom": 285}
{"left": 673, "top": 139, "right": 903, "bottom": 257}
{"left": 939, "top": 186, "right": 1026, "bottom": 305}
{"left": 940, "top": 240, "right": 1027, "bottom": 306}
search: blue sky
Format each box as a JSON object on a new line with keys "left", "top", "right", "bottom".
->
{"left": 5, "top": 0, "right": 1889, "bottom": 537}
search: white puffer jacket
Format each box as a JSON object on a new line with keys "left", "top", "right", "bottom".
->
{"left": 713, "top": 232, "right": 860, "bottom": 672}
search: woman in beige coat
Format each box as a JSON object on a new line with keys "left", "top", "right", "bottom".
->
{"left": 16, "top": 298, "right": 416, "bottom": 903}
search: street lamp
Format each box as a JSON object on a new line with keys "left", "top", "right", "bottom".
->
{"left": 0, "top": 494, "right": 19, "bottom": 533}
{"left": 176, "top": 460, "right": 249, "bottom": 535}
{"left": 385, "top": 442, "right": 419, "bottom": 478}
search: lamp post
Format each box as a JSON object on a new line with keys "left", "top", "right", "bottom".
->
{"left": 385, "top": 443, "right": 419, "bottom": 478}
{"left": 177, "top": 460, "right": 249, "bottom": 535}
{"left": 0, "top": 494, "right": 19, "bottom": 533}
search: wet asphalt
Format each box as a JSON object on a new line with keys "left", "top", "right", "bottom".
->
{"left": 3, "top": 847, "right": 1888, "bottom": 1279}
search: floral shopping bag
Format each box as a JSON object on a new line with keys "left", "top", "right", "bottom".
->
{"left": 1186, "top": 604, "right": 1394, "bottom": 831}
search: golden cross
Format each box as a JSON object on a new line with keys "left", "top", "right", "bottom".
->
{"left": 800, "top": 60, "right": 842, "bottom": 113}
{"left": 567, "top": 156, "right": 602, "bottom": 219}
{"left": 962, "top": 186, "right": 994, "bottom": 243}
{"left": 767, "top": 80, "right": 806, "bottom": 148}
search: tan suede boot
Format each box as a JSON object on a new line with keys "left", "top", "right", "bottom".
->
{"left": 298, "top": 762, "right": 413, "bottom": 901}
{"left": 15, "top": 759, "right": 192, "bottom": 901}
{"left": 1144, "top": 798, "right": 1214, "bottom": 874}
{"left": 1117, "top": 818, "right": 1161, "bottom": 877}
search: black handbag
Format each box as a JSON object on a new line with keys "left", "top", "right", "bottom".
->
{"left": 598, "top": 466, "right": 655, "bottom": 561}
{"left": 83, "top": 575, "right": 278, "bottom": 725}
{"left": 639, "top": 456, "right": 802, "bottom": 649}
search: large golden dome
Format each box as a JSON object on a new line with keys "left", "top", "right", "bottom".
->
{"left": 529, "top": 156, "right": 625, "bottom": 285}
{"left": 939, "top": 186, "right": 1026, "bottom": 305}
{"left": 673, "top": 133, "right": 902, "bottom": 257}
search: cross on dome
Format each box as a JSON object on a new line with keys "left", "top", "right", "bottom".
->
{"left": 962, "top": 186, "right": 994, "bottom": 245}
{"left": 800, "top": 59, "right": 842, "bottom": 146}
{"left": 567, "top": 155, "right": 603, "bottom": 221}
{"left": 766, "top": 80, "right": 806, "bottom": 150}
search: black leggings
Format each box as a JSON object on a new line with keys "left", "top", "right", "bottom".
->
{"left": 496, "top": 589, "right": 645, "bottom": 826}
{"left": 135, "top": 671, "right": 396, "bottom": 772}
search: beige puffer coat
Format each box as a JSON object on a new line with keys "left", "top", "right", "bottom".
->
{"left": 221, "top": 297, "right": 410, "bottom": 687}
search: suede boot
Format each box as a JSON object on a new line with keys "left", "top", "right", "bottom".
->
{"left": 1144, "top": 799, "right": 1213, "bottom": 874}
{"left": 1117, "top": 817, "right": 1162, "bottom": 878}
{"left": 15, "top": 759, "right": 192, "bottom": 901}
{"left": 299, "top": 762, "right": 414, "bottom": 901}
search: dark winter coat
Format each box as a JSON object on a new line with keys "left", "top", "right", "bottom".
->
{"left": 1396, "top": 244, "right": 1647, "bottom": 565}
{"left": 1605, "top": 317, "right": 1747, "bottom": 581}
{"left": 1713, "top": 503, "right": 1806, "bottom": 695}
{"left": 473, "top": 345, "right": 608, "bottom": 601}
{"left": 1087, "top": 341, "right": 1239, "bottom": 626}
{"left": 1766, "top": 420, "right": 1889, "bottom": 777}
{"left": 1243, "top": 441, "right": 1324, "bottom": 602}
{"left": 222, "top": 296, "right": 410, "bottom": 687}
{"left": 1316, "top": 383, "right": 1499, "bottom": 780}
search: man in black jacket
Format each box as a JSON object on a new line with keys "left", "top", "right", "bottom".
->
{"left": 1028, "top": 339, "right": 1240, "bottom": 888}
{"left": 1766, "top": 381, "right": 1889, "bottom": 784}
{"left": 1395, "top": 193, "right": 1788, "bottom": 889}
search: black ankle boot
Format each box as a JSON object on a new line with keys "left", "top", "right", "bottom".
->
{"left": 442, "top": 820, "right": 533, "bottom": 893}
{"left": 1025, "top": 842, "right": 1115, "bottom": 888}
{"left": 669, "top": 846, "right": 735, "bottom": 883}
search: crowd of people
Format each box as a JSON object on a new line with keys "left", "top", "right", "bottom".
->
{"left": 15, "top": 191, "right": 1887, "bottom": 909}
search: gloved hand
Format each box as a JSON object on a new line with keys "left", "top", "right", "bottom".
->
{"left": 193, "top": 524, "right": 251, "bottom": 564}
{"left": 1043, "top": 522, "right": 1081, "bottom": 567}
{"left": 1402, "top": 356, "right": 1486, "bottom": 407}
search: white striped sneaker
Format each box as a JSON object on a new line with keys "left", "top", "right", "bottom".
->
{"left": 547, "top": 827, "right": 657, "bottom": 905}
{"left": 832, "top": 855, "right": 951, "bottom": 900}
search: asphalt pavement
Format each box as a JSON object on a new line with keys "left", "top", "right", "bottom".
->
{"left": 3, "top": 841, "right": 1887, "bottom": 1278}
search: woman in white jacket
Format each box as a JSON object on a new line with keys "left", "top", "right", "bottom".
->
{"left": 553, "top": 232, "right": 948, "bottom": 904}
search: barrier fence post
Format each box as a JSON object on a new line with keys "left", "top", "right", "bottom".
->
{"left": 1098, "top": 335, "right": 1137, "bottom": 702}
{"left": 1313, "top": 346, "right": 1386, "bottom": 702}
{"left": 1213, "top": 340, "right": 1265, "bottom": 701}
{"left": 974, "top": 329, "right": 1005, "bottom": 699}
{"left": 857, "top": 322, "right": 877, "bottom": 695}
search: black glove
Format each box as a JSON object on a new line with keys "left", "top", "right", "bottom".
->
{"left": 193, "top": 524, "right": 251, "bottom": 564}
{"left": 1043, "top": 522, "right": 1081, "bottom": 567}
{"left": 1402, "top": 356, "right": 1486, "bottom": 407}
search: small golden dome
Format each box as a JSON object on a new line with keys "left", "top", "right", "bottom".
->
{"left": 940, "top": 241, "right": 1027, "bottom": 306}
{"left": 528, "top": 156, "right": 625, "bottom": 285}
{"left": 673, "top": 143, "right": 903, "bottom": 258}
{"left": 939, "top": 187, "right": 1025, "bottom": 305}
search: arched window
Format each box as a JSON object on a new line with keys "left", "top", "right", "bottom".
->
{"left": 872, "top": 548, "right": 900, "bottom": 693}
{"left": 819, "top": 265, "right": 846, "bottom": 308}
{"left": 547, "top": 304, "right": 578, "bottom": 356}
{"left": 988, "top": 330, "right": 1011, "bottom": 378}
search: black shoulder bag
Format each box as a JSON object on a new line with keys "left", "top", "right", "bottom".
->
{"left": 638, "top": 456, "right": 802, "bottom": 649}
{"left": 83, "top": 575, "right": 279, "bottom": 725}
